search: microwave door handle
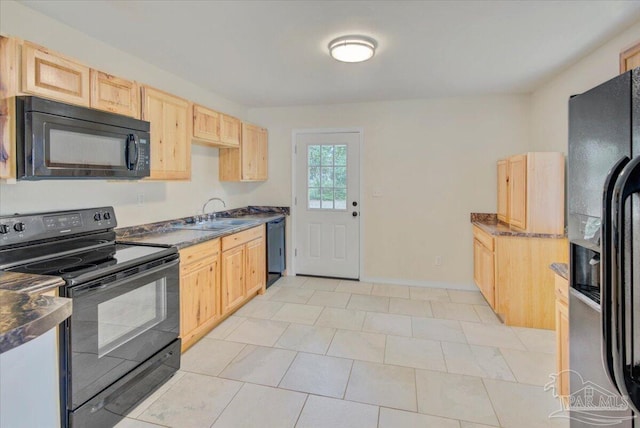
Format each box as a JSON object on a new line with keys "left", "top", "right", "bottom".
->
{"left": 125, "top": 134, "right": 139, "bottom": 170}
{"left": 611, "top": 155, "right": 640, "bottom": 413}
{"left": 602, "top": 156, "right": 630, "bottom": 393}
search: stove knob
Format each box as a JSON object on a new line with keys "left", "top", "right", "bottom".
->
{"left": 94, "top": 213, "right": 102, "bottom": 221}
{"left": 103, "top": 212, "right": 111, "bottom": 220}
{"left": 0, "top": 224, "right": 9, "bottom": 234}
{"left": 13, "top": 222, "right": 25, "bottom": 232}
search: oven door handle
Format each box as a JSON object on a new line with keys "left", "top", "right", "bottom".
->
{"left": 70, "top": 259, "right": 179, "bottom": 297}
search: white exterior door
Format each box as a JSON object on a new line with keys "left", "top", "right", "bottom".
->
{"left": 294, "top": 131, "right": 360, "bottom": 279}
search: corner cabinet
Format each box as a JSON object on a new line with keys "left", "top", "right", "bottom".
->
{"left": 141, "top": 86, "right": 191, "bottom": 180}
{"left": 219, "top": 122, "right": 268, "bottom": 182}
{"left": 221, "top": 225, "right": 266, "bottom": 314}
{"left": 179, "top": 239, "right": 221, "bottom": 352}
{"left": 496, "top": 152, "right": 565, "bottom": 235}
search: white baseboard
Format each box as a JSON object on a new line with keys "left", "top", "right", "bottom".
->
{"left": 359, "top": 276, "right": 478, "bottom": 291}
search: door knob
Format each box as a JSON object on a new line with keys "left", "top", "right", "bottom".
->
{"left": 352, "top": 201, "right": 358, "bottom": 207}
{"left": 352, "top": 212, "right": 358, "bottom": 217}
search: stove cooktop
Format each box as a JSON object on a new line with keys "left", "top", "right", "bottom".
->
{"left": 6, "top": 243, "right": 177, "bottom": 286}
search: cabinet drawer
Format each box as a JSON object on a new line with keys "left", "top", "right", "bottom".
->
{"left": 554, "top": 274, "right": 568, "bottom": 305}
{"left": 473, "top": 225, "right": 494, "bottom": 251}
{"left": 222, "top": 225, "right": 265, "bottom": 251}
{"left": 179, "top": 239, "right": 220, "bottom": 268}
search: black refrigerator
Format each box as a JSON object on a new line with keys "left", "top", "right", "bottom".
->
{"left": 568, "top": 67, "right": 640, "bottom": 427}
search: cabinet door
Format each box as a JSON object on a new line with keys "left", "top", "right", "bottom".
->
{"left": 220, "top": 113, "right": 241, "bottom": 147}
{"left": 245, "top": 237, "right": 266, "bottom": 296}
{"left": 497, "top": 159, "right": 508, "bottom": 223}
{"left": 180, "top": 257, "right": 217, "bottom": 338}
{"left": 221, "top": 245, "right": 246, "bottom": 314}
{"left": 241, "top": 123, "right": 260, "bottom": 180}
{"left": 90, "top": 70, "right": 139, "bottom": 118}
{"left": 256, "top": 127, "right": 268, "bottom": 181}
{"left": 141, "top": 86, "right": 191, "bottom": 180}
{"left": 0, "top": 37, "right": 17, "bottom": 179}
{"left": 192, "top": 104, "right": 221, "bottom": 144}
{"left": 556, "top": 298, "right": 569, "bottom": 400}
{"left": 508, "top": 154, "right": 527, "bottom": 229}
{"left": 473, "top": 239, "right": 495, "bottom": 308}
{"left": 22, "top": 42, "right": 90, "bottom": 106}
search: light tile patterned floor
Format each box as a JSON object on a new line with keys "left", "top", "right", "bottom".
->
{"left": 116, "top": 276, "right": 568, "bottom": 428}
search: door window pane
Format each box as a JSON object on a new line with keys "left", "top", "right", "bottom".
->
{"left": 309, "top": 188, "right": 321, "bottom": 208}
{"left": 307, "top": 144, "right": 348, "bottom": 210}
{"left": 321, "top": 188, "right": 334, "bottom": 209}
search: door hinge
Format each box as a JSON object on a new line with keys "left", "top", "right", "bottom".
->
{"left": 294, "top": 145, "right": 297, "bottom": 155}
{"left": 294, "top": 196, "right": 297, "bottom": 205}
{"left": 295, "top": 248, "right": 298, "bottom": 257}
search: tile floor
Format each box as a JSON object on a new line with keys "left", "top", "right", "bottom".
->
{"left": 116, "top": 276, "right": 568, "bottom": 428}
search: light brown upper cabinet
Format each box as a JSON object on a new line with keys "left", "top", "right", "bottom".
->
{"left": 191, "top": 105, "right": 241, "bottom": 148}
{"left": 496, "top": 159, "right": 508, "bottom": 223}
{"left": 219, "top": 122, "right": 268, "bottom": 182}
{"left": 141, "top": 86, "right": 191, "bottom": 180}
{"left": 0, "top": 36, "right": 17, "bottom": 180}
{"left": 192, "top": 104, "right": 220, "bottom": 145}
{"left": 220, "top": 114, "right": 241, "bottom": 147}
{"left": 620, "top": 41, "right": 640, "bottom": 73}
{"left": 22, "top": 41, "right": 90, "bottom": 107}
{"left": 507, "top": 154, "right": 527, "bottom": 230}
{"left": 90, "top": 70, "right": 140, "bottom": 118}
{"left": 497, "top": 152, "right": 564, "bottom": 235}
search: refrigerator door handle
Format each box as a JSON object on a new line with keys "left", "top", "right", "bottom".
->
{"left": 611, "top": 155, "right": 640, "bottom": 412}
{"left": 602, "top": 156, "right": 631, "bottom": 394}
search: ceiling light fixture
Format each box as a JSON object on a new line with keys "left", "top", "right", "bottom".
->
{"left": 328, "top": 35, "right": 377, "bottom": 63}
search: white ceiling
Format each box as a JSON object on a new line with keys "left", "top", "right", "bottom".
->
{"left": 19, "top": 0, "right": 640, "bottom": 108}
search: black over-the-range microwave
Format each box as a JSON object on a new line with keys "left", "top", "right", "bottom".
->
{"left": 15, "top": 96, "right": 151, "bottom": 179}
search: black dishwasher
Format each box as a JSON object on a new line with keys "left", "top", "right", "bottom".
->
{"left": 267, "top": 217, "right": 286, "bottom": 287}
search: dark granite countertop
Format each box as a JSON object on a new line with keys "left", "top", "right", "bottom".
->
{"left": 0, "top": 271, "right": 65, "bottom": 294}
{"left": 117, "top": 206, "right": 288, "bottom": 249}
{"left": 470, "top": 213, "right": 566, "bottom": 239}
{"left": 0, "top": 272, "right": 71, "bottom": 354}
{"left": 550, "top": 263, "right": 569, "bottom": 280}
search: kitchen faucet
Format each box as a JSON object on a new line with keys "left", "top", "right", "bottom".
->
{"left": 201, "top": 197, "right": 226, "bottom": 220}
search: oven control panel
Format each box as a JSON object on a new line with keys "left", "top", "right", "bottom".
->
{"left": 0, "top": 207, "right": 117, "bottom": 246}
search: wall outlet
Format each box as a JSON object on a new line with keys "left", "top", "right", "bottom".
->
{"left": 137, "top": 193, "right": 145, "bottom": 205}
{"left": 435, "top": 256, "right": 443, "bottom": 266}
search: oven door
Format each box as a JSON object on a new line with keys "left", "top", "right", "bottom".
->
{"left": 64, "top": 257, "right": 179, "bottom": 410}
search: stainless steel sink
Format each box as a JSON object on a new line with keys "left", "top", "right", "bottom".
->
{"left": 171, "top": 218, "right": 258, "bottom": 231}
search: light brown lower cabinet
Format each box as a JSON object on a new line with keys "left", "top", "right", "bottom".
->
{"left": 221, "top": 225, "right": 266, "bottom": 314}
{"left": 179, "top": 239, "right": 221, "bottom": 352}
{"left": 178, "top": 226, "right": 267, "bottom": 352}
{"left": 555, "top": 273, "right": 569, "bottom": 403}
{"left": 472, "top": 225, "right": 568, "bottom": 329}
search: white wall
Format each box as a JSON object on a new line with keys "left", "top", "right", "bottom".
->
{"left": 0, "top": 1, "right": 255, "bottom": 227}
{"left": 248, "top": 96, "right": 530, "bottom": 287}
{"left": 531, "top": 21, "right": 640, "bottom": 153}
